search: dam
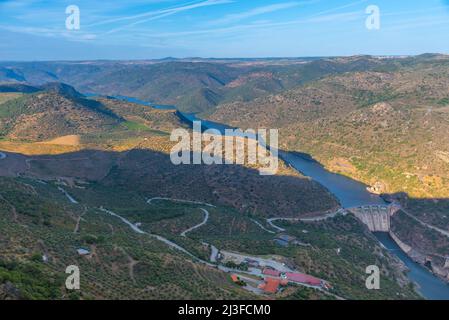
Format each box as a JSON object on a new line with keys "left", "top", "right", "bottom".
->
{"left": 347, "top": 204, "right": 400, "bottom": 232}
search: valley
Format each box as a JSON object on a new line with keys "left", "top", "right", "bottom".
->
{"left": 1, "top": 55, "right": 449, "bottom": 300}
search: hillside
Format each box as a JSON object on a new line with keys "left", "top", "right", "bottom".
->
{"left": 1, "top": 56, "right": 447, "bottom": 300}
{"left": 0, "top": 171, "right": 418, "bottom": 300}
{"left": 0, "top": 56, "right": 407, "bottom": 114}
{"left": 0, "top": 92, "right": 352, "bottom": 299}
{"left": 0, "top": 145, "right": 416, "bottom": 300}
{"left": 209, "top": 54, "right": 449, "bottom": 198}
{"left": 0, "top": 84, "right": 184, "bottom": 143}
{"left": 0, "top": 176, "right": 257, "bottom": 300}
{"left": 208, "top": 54, "right": 449, "bottom": 277}
{"left": 0, "top": 92, "right": 120, "bottom": 141}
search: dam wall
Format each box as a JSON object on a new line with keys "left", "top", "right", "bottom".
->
{"left": 349, "top": 205, "right": 391, "bottom": 232}
{"left": 349, "top": 205, "right": 427, "bottom": 262}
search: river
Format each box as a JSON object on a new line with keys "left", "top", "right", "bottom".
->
{"left": 108, "top": 95, "right": 449, "bottom": 300}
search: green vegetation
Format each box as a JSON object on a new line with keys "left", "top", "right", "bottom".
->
{"left": 391, "top": 210, "right": 449, "bottom": 256}
{"left": 0, "top": 177, "right": 256, "bottom": 300}
{"left": 354, "top": 88, "right": 401, "bottom": 108}
{"left": 0, "top": 95, "right": 30, "bottom": 122}
{"left": 122, "top": 121, "right": 151, "bottom": 131}
{"left": 0, "top": 173, "right": 420, "bottom": 300}
{"left": 206, "top": 54, "right": 449, "bottom": 280}
{"left": 209, "top": 55, "right": 449, "bottom": 199}
{"left": 282, "top": 285, "right": 335, "bottom": 300}
{"left": 1, "top": 55, "right": 447, "bottom": 300}
{"left": 0, "top": 259, "right": 63, "bottom": 300}
{"left": 191, "top": 210, "right": 420, "bottom": 300}
{"left": 437, "top": 97, "right": 449, "bottom": 106}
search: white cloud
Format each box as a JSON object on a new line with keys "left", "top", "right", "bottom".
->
{"left": 208, "top": 1, "right": 306, "bottom": 26}
{"left": 89, "top": 0, "right": 234, "bottom": 28}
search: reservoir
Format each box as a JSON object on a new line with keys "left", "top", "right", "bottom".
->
{"left": 179, "top": 111, "right": 449, "bottom": 300}
{"left": 114, "top": 95, "right": 449, "bottom": 300}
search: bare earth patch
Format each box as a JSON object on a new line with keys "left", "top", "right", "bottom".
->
{"left": 41, "top": 135, "right": 81, "bottom": 146}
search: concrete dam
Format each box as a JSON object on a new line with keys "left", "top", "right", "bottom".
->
{"left": 348, "top": 205, "right": 399, "bottom": 232}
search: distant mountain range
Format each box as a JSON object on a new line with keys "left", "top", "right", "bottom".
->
{"left": 2, "top": 55, "right": 436, "bottom": 114}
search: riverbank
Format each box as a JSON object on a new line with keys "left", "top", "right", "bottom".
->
{"left": 110, "top": 94, "right": 449, "bottom": 300}
{"left": 375, "top": 232, "right": 449, "bottom": 299}
{"left": 180, "top": 112, "right": 449, "bottom": 300}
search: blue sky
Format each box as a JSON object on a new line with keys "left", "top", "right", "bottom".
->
{"left": 0, "top": 0, "right": 449, "bottom": 60}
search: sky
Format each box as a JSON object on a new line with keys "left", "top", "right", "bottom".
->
{"left": 0, "top": 0, "right": 449, "bottom": 60}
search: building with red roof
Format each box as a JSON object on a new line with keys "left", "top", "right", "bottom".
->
{"left": 230, "top": 274, "right": 246, "bottom": 286}
{"left": 262, "top": 268, "right": 281, "bottom": 277}
{"left": 285, "top": 272, "right": 322, "bottom": 286}
{"left": 259, "top": 278, "right": 281, "bottom": 294}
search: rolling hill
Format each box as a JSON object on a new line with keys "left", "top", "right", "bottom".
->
{"left": 207, "top": 54, "right": 449, "bottom": 276}
{"left": 209, "top": 54, "right": 449, "bottom": 198}
{"left": 0, "top": 56, "right": 410, "bottom": 114}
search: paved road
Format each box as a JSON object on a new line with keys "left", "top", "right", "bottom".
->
{"left": 181, "top": 208, "right": 209, "bottom": 237}
{"left": 148, "top": 198, "right": 221, "bottom": 264}
{"left": 221, "top": 250, "right": 294, "bottom": 273}
{"left": 251, "top": 219, "right": 276, "bottom": 234}
{"left": 100, "top": 208, "right": 283, "bottom": 274}
{"left": 147, "top": 197, "right": 216, "bottom": 207}
{"left": 266, "top": 218, "right": 288, "bottom": 232}
{"left": 267, "top": 209, "right": 344, "bottom": 232}
{"left": 58, "top": 187, "right": 79, "bottom": 204}
{"left": 210, "top": 244, "right": 219, "bottom": 263}
{"left": 401, "top": 208, "right": 449, "bottom": 238}
{"left": 99, "top": 206, "right": 337, "bottom": 297}
{"left": 300, "top": 209, "right": 346, "bottom": 222}
{"left": 235, "top": 274, "right": 265, "bottom": 295}
{"left": 99, "top": 207, "right": 217, "bottom": 267}
{"left": 100, "top": 207, "right": 146, "bottom": 234}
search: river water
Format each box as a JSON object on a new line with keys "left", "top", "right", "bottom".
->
{"left": 111, "top": 95, "right": 449, "bottom": 300}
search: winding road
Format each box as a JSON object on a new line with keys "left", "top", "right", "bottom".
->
{"left": 181, "top": 208, "right": 209, "bottom": 237}
{"left": 58, "top": 190, "right": 335, "bottom": 295}
{"left": 147, "top": 197, "right": 216, "bottom": 207}
{"left": 58, "top": 186, "right": 79, "bottom": 204}
{"left": 267, "top": 209, "right": 345, "bottom": 232}
{"left": 250, "top": 219, "right": 276, "bottom": 234}
{"left": 99, "top": 207, "right": 216, "bottom": 266}
{"left": 96, "top": 197, "right": 336, "bottom": 296}
{"left": 148, "top": 196, "right": 337, "bottom": 238}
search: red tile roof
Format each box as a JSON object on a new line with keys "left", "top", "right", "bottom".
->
{"left": 230, "top": 274, "right": 240, "bottom": 283}
{"left": 262, "top": 268, "right": 281, "bottom": 277}
{"left": 285, "top": 272, "right": 321, "bottom": 286}
{"left": 261, "top": 278, "right": 280, "bottom": 294}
